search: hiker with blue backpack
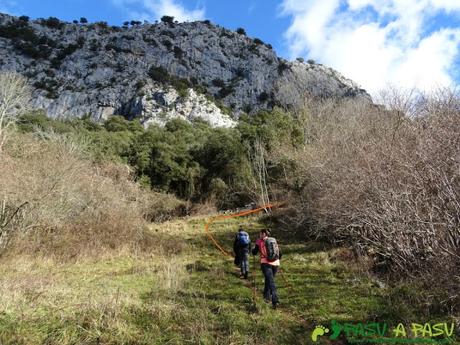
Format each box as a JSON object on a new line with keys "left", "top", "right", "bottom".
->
{"left": 233, "top": 226, "right": 251, "bottom": 279}
{"left": 252, "top": 228, "right": 281, "bottom": 309}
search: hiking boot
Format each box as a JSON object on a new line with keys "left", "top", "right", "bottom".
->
{"left": 239, "top": 274, "right": 245, "bottom": 279}
{"left": 272, "top": 302, "right": 279, "bottom": 310}
{"left": 244, "top": 272, "right": 248, "bottom": 279}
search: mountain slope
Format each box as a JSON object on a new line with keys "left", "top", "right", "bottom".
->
{"left": 0, "top": 14, "right": 371, "bottom": 126}
{"left": 0, "top": 214, "right": 394, "bottom": 345}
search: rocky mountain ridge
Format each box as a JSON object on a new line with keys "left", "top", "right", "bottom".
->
{"left": 0, "top": 13, "right": 371, "bottom": 127}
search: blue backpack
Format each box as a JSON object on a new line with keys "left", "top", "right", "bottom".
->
{"left": 238, "top": 231, "right": 250, "bottom": 246}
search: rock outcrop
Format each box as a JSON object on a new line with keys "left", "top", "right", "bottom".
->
{"left": 0, "top": 13, "right": 371, "bottom": 127}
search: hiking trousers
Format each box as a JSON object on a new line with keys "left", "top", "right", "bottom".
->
{"left": 261, "top": 263, "right": 278, "bottom": 306}
{"left": 240, "top": 250, "right": 249, "bottom": 275}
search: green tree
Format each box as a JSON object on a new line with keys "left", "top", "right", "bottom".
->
{"left": 104, "top": 115, "right": 143, "bottom": 133}
{"left": 193, "top": 128, "right": 252, "bottom": 206}
{"left": 236, "top": 27, "right": 246, "bottom": 35}
{"left": 161, "top": 16, "right": 174, "bottom": 24}
{"left": 128, "top": 122, "right": 204, "bottom": 199}
{"left": 237, "top": 108, "right": 303, "bottom": 149}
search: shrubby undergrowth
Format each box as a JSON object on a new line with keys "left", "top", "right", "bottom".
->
{"left": 0, "top": 130, "right": 185, "bottom": 259}
{"left": 269, "top": 92, "right": 460, "bottom": 315}
{"left": 17, "top": 109, "right": 302, "bottom": 207}
{"left": 2, "top": 106, "right": 300, "bottom": 258}
{"left": 6, "top": 90, "right": 459, "bottom": 317}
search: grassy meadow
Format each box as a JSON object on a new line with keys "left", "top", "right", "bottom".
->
{"left": 2, "top": 213, "right": 456, "bottom": 345}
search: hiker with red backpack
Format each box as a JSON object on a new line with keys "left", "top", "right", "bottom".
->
{"left": 233, "top": 225, "right": 251, "bottom": 279}
{"left": 252, "top": 228, "right": 281, "bottom": 309}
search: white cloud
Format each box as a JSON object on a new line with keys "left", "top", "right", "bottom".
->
{"left": 113, "top": 0, "right": 204, "bottom": 22}
{"left": 281, "top": 0, "right": 460, "bottom": 97}
{"left": 0, "top": 0, "right": 17, "bottom": 14}
{"left": 430, "top": 0, "right": 460, "bottom": 11}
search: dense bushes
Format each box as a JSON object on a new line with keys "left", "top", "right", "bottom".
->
{"left": 0, "top": 19, "right": 62, "bottom": 59}
{"left": 127, "top": 119, "right": 252, "bottom": 205}
{"left": 16, "top": 109, "right": 302, "bottom": 208}
{"left": 237, "top": 108, "right": 303, "bottom": 149}
{"left": 173, "top": 45, "right": 183, "bottom": 59}
{"left": 217, "top": 85, "right": 234, "bottom": 99}
{"left": 236, "top": 27, "right": 246, "bottom": 35}
{"left": 148, "top": 66, "right": 190, "bottom": 97}
{"left": 41, "top": 17, "right": 65, "bottom": 30}
{"left": 277, "top": 60, "right": 290, "bottom": 74}
{"left": 148, "top": 66, "right": 170, "bottom": 83}
{"left": 13, "top": 40, "right": 52, "bottom": 59}
{"left": 253, "top": 38, "right": 264, "bottom": 45}
{"left": 0, "top": 131, "right": 184, "bottom": 258}
{"left": 33, "top": 78, "right": 59, "bottom": 98}
{"left": 18, "top": 112, "right": 141, "bottom": 162}
{"left": 9, "top": 89, "right": 459, "bottom": 318}
{"left": 0, "top": 20, "right": 38, "bottom": 41}
{"left": 161, "top": 16, "right": 175, "bottom": 24}
{"left": 269, "top": 95, "right": 460, "bottom": 314}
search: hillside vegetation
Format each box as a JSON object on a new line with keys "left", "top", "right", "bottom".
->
{"left": 16, "top": 108, "right": 301, "bottom": 206}
{"left": 0, "top": 130, "right": 185, "bottom": 258}
{"left": 0, "top": 70, "right": 459, "bottom": 343}
{"left": 0, "top": 214, "right": 409, "bottom": 345}
{"left": 270, "top": 93, "right": 460, "bottom": 317}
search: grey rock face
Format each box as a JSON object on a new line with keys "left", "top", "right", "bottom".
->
{"left": 133, "top": 85, "right": 236, "bottom": 128}
{"left": 0, "top": 13, "right": 371, "bottom": 127}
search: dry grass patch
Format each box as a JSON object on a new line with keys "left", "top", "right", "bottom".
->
{"left": 0, "top": 132, "right": 184, "bottom": 259}
{"left": 274, "top": 93, "right": 460, "bottom": 316}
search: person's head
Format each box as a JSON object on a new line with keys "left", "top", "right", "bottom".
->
{"left": 238, "top": 225, "right": 244, "bottom": 232}
{"left": 259, "top": 228, "right": 270, "bottom": 239}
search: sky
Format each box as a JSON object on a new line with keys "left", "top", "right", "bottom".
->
{"left": 1, "top": 0, "right": 460, "bottom": 97}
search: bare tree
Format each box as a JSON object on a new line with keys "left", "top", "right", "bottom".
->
{"left": 0, "top": 72, "right": 30, "bottom": 152}
{"left": 248, "top": 137, "right": 270, "bottom": 207}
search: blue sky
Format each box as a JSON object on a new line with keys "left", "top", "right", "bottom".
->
{"left": 1, "top": 0, "right": 460, "bottom": 96}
